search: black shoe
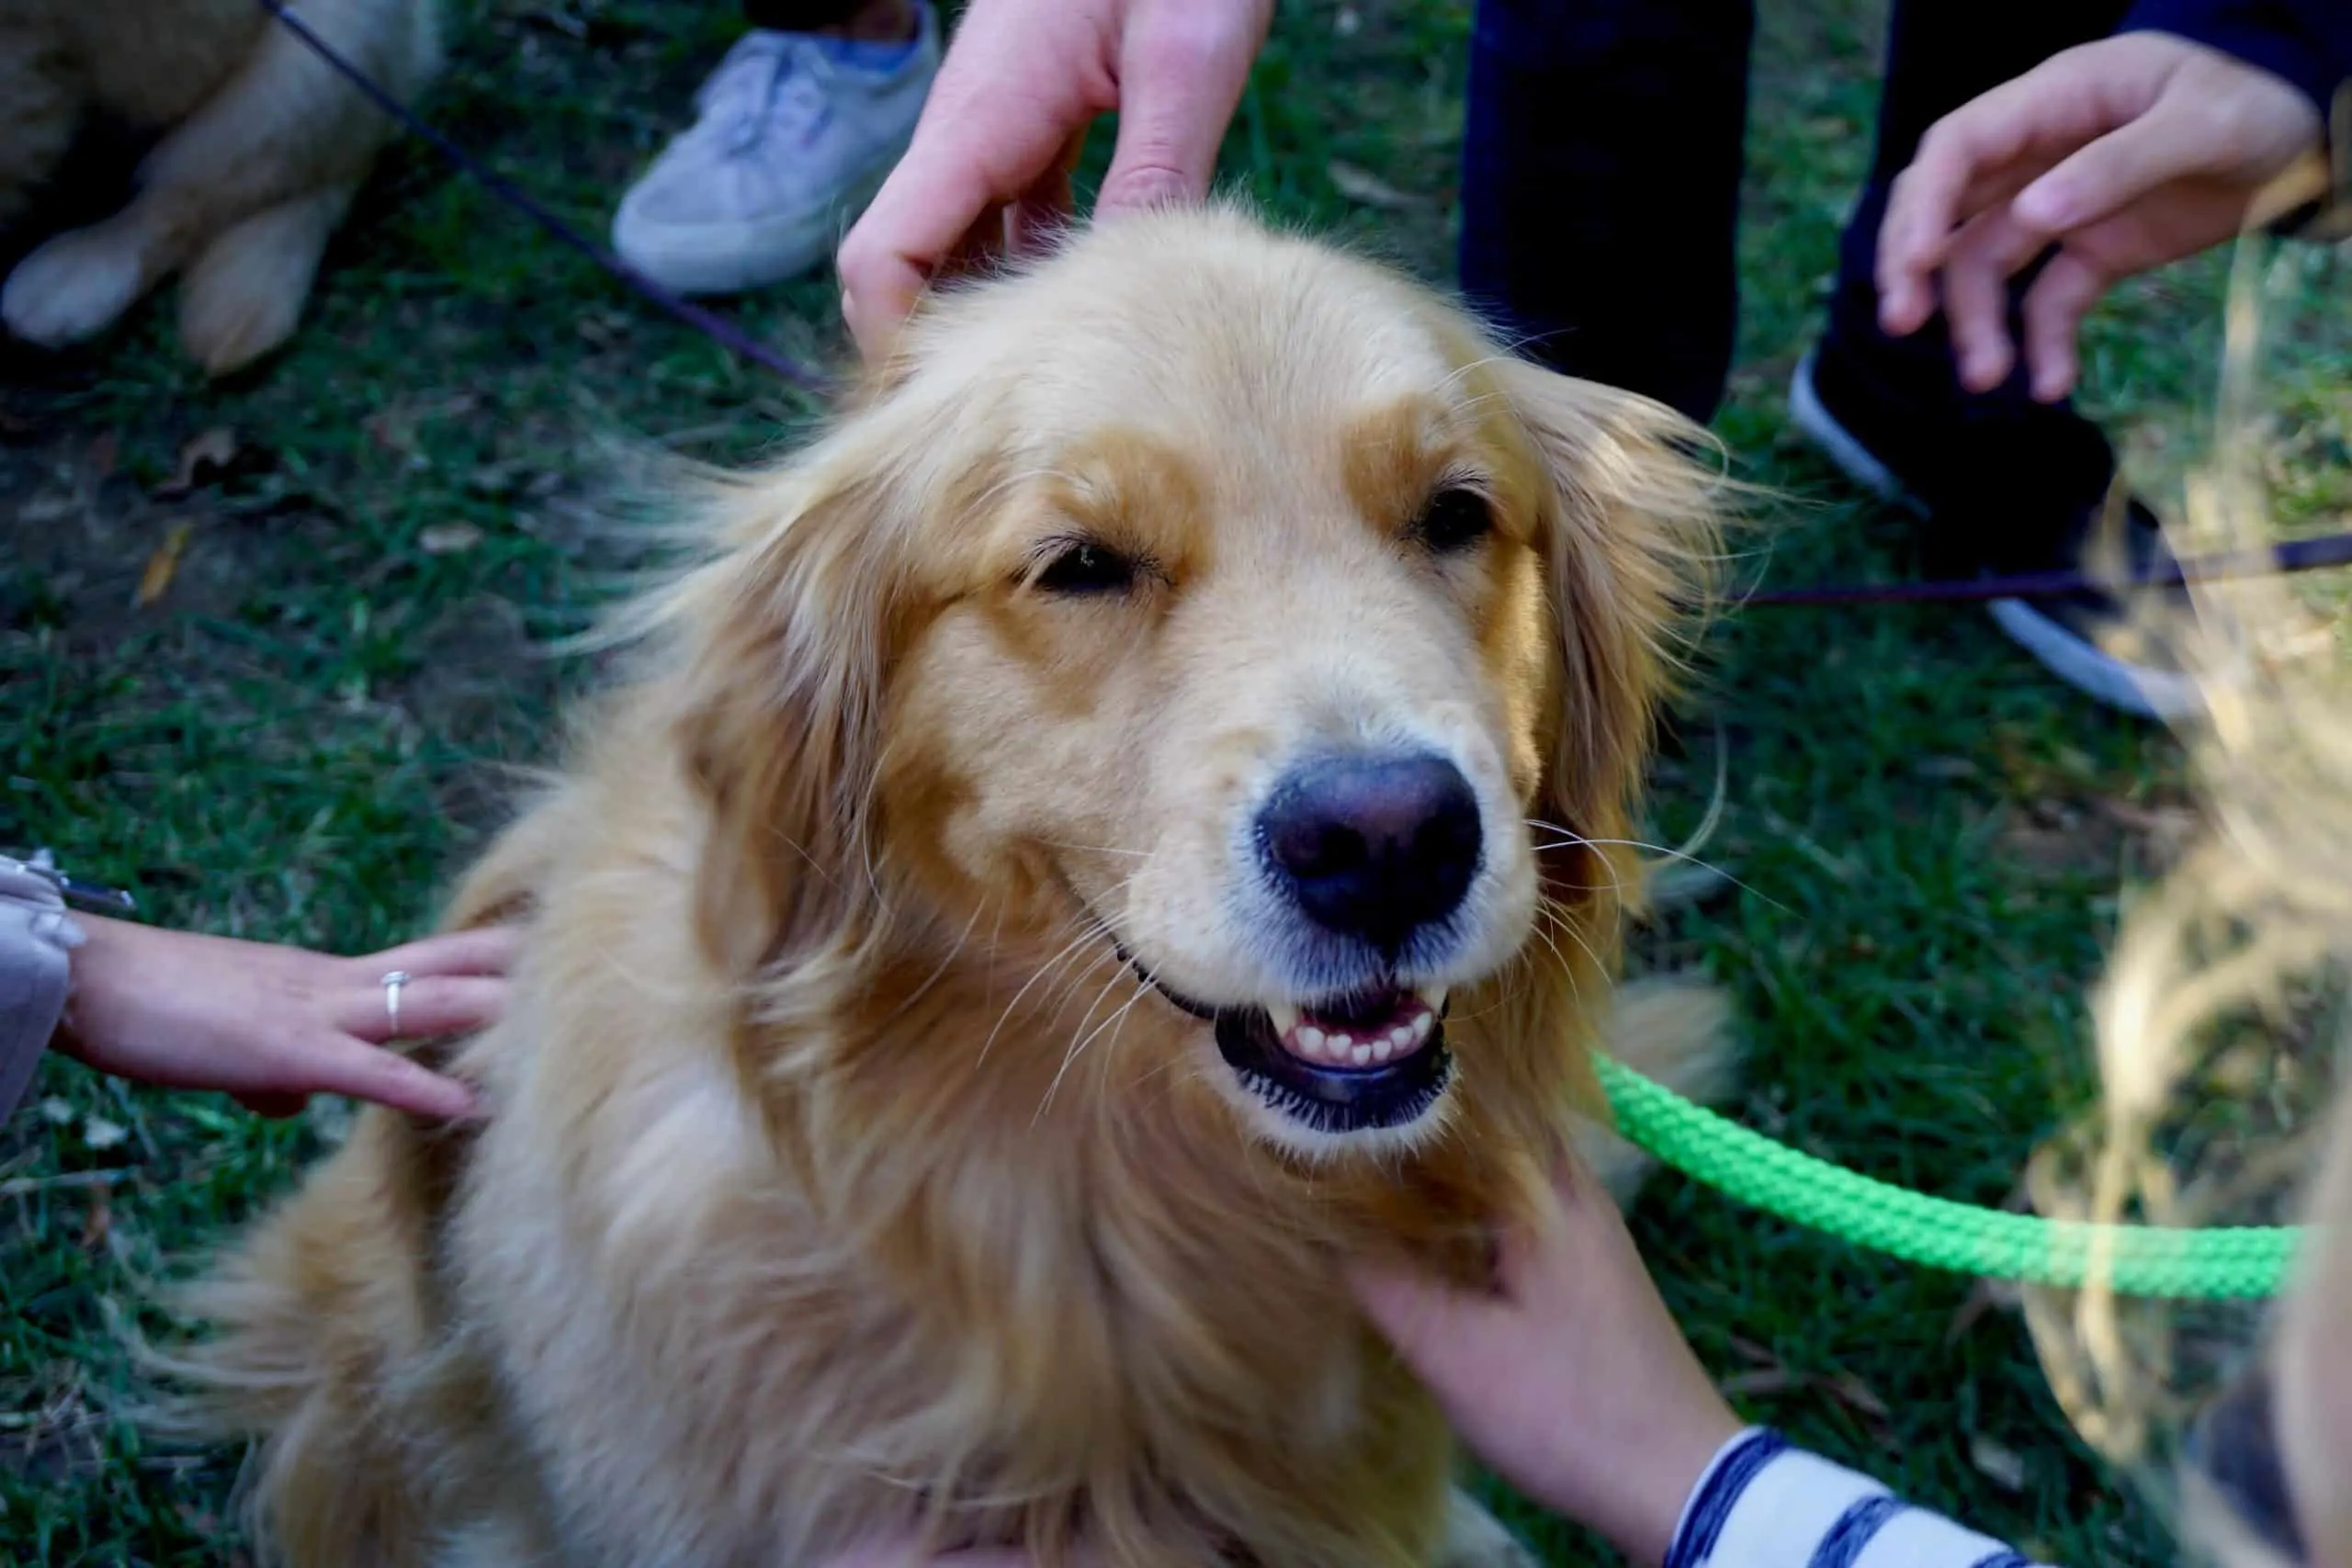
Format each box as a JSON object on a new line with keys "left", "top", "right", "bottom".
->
{"left": 1789, "top": 340, "right": 2202, "bottom": 720}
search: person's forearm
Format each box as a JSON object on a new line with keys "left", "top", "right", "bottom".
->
{"left": 1658, "top": 1428, "right": 2052, "bottom": 1568}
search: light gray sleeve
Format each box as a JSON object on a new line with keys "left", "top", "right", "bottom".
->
{"left": 0, "top": 852, "right": 85, "bottom": 1124}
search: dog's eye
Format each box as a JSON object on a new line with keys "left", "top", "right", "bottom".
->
{"left": 1411, "top": 487, "right": 1494, "bottom": 555}
{"left": 1035, "top": 541, "right": 1139, "bottom": 595}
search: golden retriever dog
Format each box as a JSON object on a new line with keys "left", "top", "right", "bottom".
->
{"left": 171, "top": 205, "right": 1733, "bottom": 1568}
{"left": 0, "top": 0, "right": 435, "bottom": 373}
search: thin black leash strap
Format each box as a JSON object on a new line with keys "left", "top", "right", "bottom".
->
{"left": 1745, "top": 530, "right": 2352, "bottom": 606}
{"left": 253, "top": 0, "right": 837, "bottom": 395}
{"left": 256, "top": 0, "right": 2352, "bottom": 609}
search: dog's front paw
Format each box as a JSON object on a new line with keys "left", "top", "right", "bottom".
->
{"left": 3, "top": 225, "right": 148, "bottom": 348}
{"left": 1432, "top": 1488, "right": 1541, "bottom": 1568}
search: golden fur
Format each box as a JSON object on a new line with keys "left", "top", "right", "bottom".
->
{"left": 0, "top": 0, "right": 435, "bottom": 372}
{"left": 171, "top": 206, "right": 1733, "bottom": 1568}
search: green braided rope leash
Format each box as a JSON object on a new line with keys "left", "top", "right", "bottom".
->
{"left": 1592, "top": 1055, "right": 2302, "bottom": 1300}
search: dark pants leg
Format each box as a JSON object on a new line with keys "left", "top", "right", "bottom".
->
{"left": 741, "top": 0, "right": 867, "bottom": 30}
{"left": 1457, "top": 0, "right": 1756, "bottom": 423}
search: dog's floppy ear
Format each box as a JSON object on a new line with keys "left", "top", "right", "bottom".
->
{"left": 1494, "top": 363, "right": 1724, "bottom": 893}
{"left": 663, "top": 460, "right": 911, "bottom": 979}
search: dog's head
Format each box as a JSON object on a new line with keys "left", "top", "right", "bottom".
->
{"left": 663, "top": 208, "right": 1719, "bottom": 1165}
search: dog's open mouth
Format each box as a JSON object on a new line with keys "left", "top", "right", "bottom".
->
{"left": 1109, "top": 929, "right": 1456, "bottom": 1135}
{"left": 1210, "top": 984, "right": 1454, "bottom": 1134}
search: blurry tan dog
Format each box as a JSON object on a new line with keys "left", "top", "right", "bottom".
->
{"left": 0, "top": 0, "right": 434, "bottom": 373}
{"left": 173, "top": 206, "right": 1734, "bottom": 1568}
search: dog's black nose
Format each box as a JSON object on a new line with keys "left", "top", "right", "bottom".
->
{"left": 1259, "top": 754, "right": 1482, "bottom": 950}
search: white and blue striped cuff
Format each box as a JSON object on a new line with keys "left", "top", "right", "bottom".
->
{"left": 1664, "top": 1427, "right": 2041, "bottom": 1568}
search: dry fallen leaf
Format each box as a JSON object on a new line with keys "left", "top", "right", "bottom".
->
{"left": 1718, "top": 1368, "right": 1802, "bottom": 1397}
{"left": 1969, "top": 1434, "right": 2029, "bottom": 1492}
{"left": 136, "top": 520, "right": 194, "bottom": 607}
{"left": 419, "top": 523, "right": 484, "bottom": 556}
{"left": 467, "top": 460, "right": 529, "bottom": 499}
{"left": 1826, "top": 1371, "right": 1892, "bottom": 1420}
{"left": 364, "top": 408, "right": 418, "bottom": 458}
{"left": 1327, "top": 162, "right": 1416, "bottom": 211}
{"left": 19, "top": 491, "right": 77, "bottom": 525}
{"left": 157, "top": 425, "right": 241, "bottom": 497}
{"left": 1945, "top": 1274, "right": 2024, "bottom": 1344}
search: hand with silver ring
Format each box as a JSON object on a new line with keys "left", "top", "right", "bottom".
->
{"left": 53, "top": 919, "right": 512, "bottom": 1120}
{"left": 381, "top": 969, "right": 413, "bottom": 1036}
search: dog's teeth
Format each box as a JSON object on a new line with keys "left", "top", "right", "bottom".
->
{"left": 1298, "top": 1025, "right": 1327, "bottom": 1056}
{"left": 1387, "top": 1024, "right": 1414, "bottom": 1050}
{"left": 1267, "top": 1001, "right": 1302, "bottom": 1035}
{"left": 1414, "top": 985, "right": 1449, "bottom": 1013}
{"left": 1371, "top": 1038, "right": 1394, "bottom": 1063}
{"left": 1351, "top": 1043, "right": 1374, "bottom": 1066}
{"left": 1408, "top": 1012, "right": 1434, "bottom": 1043}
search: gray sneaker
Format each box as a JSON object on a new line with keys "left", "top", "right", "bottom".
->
{"left": 613, "top": 6, "right": 939, "bottom": 297}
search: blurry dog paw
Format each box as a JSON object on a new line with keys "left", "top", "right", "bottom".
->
{"left": 3, "top": 225, "right": 146, "bottom": 348}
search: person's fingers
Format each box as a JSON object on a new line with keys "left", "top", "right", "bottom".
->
{"left": 1095, "top": 4, "right": 1268, "bottom": 215}
{"left": 1937, "top": 202, "right": 2053, "bottom": 392}
{"left": 1010, "top": 129, "right": 1089, "bottom": 254}
{"left": 842, "top": 197, "right": 976, "bottom": 356}
{"left": 1347, "top": 1256, "right": 1506, "bottom": 1382}
{"left": 303, "top": 1035, "right": 480, "bottom": 1120}
{"left": 841, "top": 129, "right": 1023, "bottom": 358}
{"left": 1879, "top": 157, "right": 2052, "bottom": 340}
{"left": 2009, "top": 113, "right": 2210, "bottom": 238}
{"left": 1876, "top": 168, "right": 1947, "bottom": 338}
{"left": 2018, "top": 248, "right": 2109, "bottom": 401}
{"left": 1500, "top": 1153, "right": 1623, "bottom": 1300}
{"left": 1876, "top": 39, "right": 2181, "bottom": 337}
{"left": 337, "top": 974, "right": 506, "bottom": 1044}
{"left": 1874, "top": 71, "right": 2068, "bottom": 334}
{"left": 362, "top": 924, "right": 520, "bottom": 980}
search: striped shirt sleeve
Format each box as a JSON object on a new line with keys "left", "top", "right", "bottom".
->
{"left": 0, "top": 853, "right": 83, "bottom": 1124}
{"left": 1665, "top": 1428, "right": 2049, "bottom": 1568}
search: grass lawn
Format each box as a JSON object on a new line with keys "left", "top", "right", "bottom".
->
{"left": 3, "top": 0, "right": 2346, "bottom": 1562}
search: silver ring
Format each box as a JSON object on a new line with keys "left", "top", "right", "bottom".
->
{"left": 381, "top": 970, "right": 411, "bottom": 1035}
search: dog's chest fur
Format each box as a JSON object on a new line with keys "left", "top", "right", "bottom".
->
{"left": 420, "top": 884, "right": 1462, "bottom": 1568}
